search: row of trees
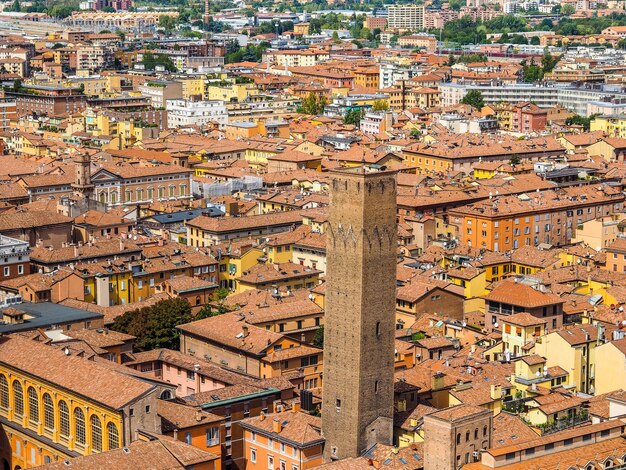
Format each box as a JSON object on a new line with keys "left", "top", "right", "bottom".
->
{"left": 433, "top": 13, "right": 626, "bottom": 46}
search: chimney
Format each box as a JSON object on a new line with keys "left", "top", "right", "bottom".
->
{"left": 273, "top": 400, "right": 282, "bottom": 413}
{"left": 259, "top": 411, "right": 266, "bottom": 421}
{"left": 226, "top": 202, "right": 238, "bottom": 217}
{"left": 490, "top": 384, "right": 501, "bottom": 400}
{"left": 431, "top": 372, "right": 445, "bottom": 390}
{"left": 273, "top": 418, "right": 282, "bottom": 433}
{"left": 74, "top": 245, "right": 79, "bottom": 258}
{"left": 292, "top": 401, "right": 301, "bottom": 413}
{"left": 242, "top": 325, "right": 249, "bottom": 337}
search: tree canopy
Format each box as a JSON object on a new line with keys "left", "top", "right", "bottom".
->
{"left": 298, "top": 92, "right": 327, "bottom": 115}
{"left": 110, "top": 298, "right": 194, "bottom": 352}
{"left": 460, "top": 90, "right": 485, "bottom": 111}
{"left": 141, "top": 52, "right": 177, "bottom": 72}
{"left": 344, "top": 108, "right": 365, "bottom": 125}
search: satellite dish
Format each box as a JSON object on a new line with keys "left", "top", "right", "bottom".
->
{"left": 494, "top": 322, "right": 499, "bottom": 329}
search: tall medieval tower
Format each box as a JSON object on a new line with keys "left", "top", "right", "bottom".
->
{"left": 72, "top": 153, "right": 94, "bottom": 199}
{"left": 322, "top": 167, "right": 397, "bottom": 461}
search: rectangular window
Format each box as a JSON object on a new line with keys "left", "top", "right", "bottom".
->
{"left": 250, "top": 448, "right": 257, "bottom": 463}
{"left": 206, "top": 427, "right": 219, "bottom": 446}
{"left": 268, "top": 455, "right": 274, "bottom": 470}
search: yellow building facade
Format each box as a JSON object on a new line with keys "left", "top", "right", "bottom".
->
{"left": 0, "top": 368, "right": 122, "bottom": 469}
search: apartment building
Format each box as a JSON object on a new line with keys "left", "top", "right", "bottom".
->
{"left": 186, "top": 211, "right": 305, "bottom": 247}
{"left": 483, "top": 280, "right": 565, "bottom": 332}
{"left": 0, "top": 99, "right": 16, "bottom": 130}
{"left": 463, "top": 420, "right": 626, "bottom": 470}
{"left": 5, "top": 85, "right": 87, "bottom": 117}
{"left": 126, "top": 348, "right": 253, "bottom": 398}
{"left": 264, "top": 50, "right": 330, "bottom": 68}
{"left": 0, "top": 235, "right": 29, "bottom": 282}
{"left": 240, "top": 408, "right": 324, "bottom": 470}
{"left": 166, "top": 99, "right": 229, "bottom": 129}
{"left": 387, "top": 5, "right": 425, "bottom": 30}
{"left": 76, "top": 45, "right": 113, "bottom": 72}
{"left": 178, "top": 312, "right": 316, "bottom": 378}
{"left": 138, "top": 80, "right": 183, "bottom": 109}
{"left": 440, "top": 82, "right": 626, "bottom": 116}
{"left": 448, "top": 185, "right": 625, "bottom": 251}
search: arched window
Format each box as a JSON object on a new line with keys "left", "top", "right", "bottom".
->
{"left": 43, "top": 394, "right": 54, "bottom": 430}
{"left": 99, "top": 192, "right": 107, "bottom": 204}
{"left": 107, "top": 422, "right": 119, "bottom": 450}
{"left": 74, "top": 408, "right": 86, "bottom": 445}
{"left": 12, "top": 381, "right": 23, "bottom": 418}
{"left": 160, "top": 390, "right": 172, "bottom": 400}
{"left": 59, "top": 401, "right": 69, "bottom": 438}
{"left": 0, "top": 375, "right": 8, "bottom": 410}
{"left": 466, "top": 431, "right": 470, "bottom": 442}
{"left": 456, "top": 433, "right": 461, "bottom": 444}
{"left": 91, "top": 415, "right": 102, "bottom": 452}
{"left": 27, "top": 387, "right": 38, "bottom": 426}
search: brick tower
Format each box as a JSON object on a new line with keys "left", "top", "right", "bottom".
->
{"left": 322, "top": 167, "right": 397, "bottom": 461}
{"left": 72, "top": 153, "right": 94, "bottom": 200}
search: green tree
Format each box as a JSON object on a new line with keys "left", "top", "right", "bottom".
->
{"left": 47, "top": 4, "right": 76, "bottom": 18}
{"left": 521, "top": 58, "right": 544, "bottom": 82}
{"left": 11, "top": 0, "right": 20, "bottom": 12}
{"left": 371, "top": 99, "right": 389, "bottom": 112}
{"left": 541, "top": 50, "right": 559, "bottom": 73}
{"left": 566, "top": 113, "right": 598, "bottom": 131}
{"left": 110, "top": 298, "right": 193, "bottom": 351}
{"left": 158, "top": 15, "right": 177, "bottom": 31}
{"left": 410, "top": 127, "right": 421, "bottom": 139}
{"left": 561, "top": 3, "right": 575, "bottom": 15}
{"left": 460, "top": 90, "right": 485, "bottom": 110}
{"left": 344, "top": 108, "right": 365, "bottom": 125}
{"left": 298, "top": 92, "right": 327, "bottom": 115}
{"left": 312, "top": 325, "right": 324, "bottom": 348}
